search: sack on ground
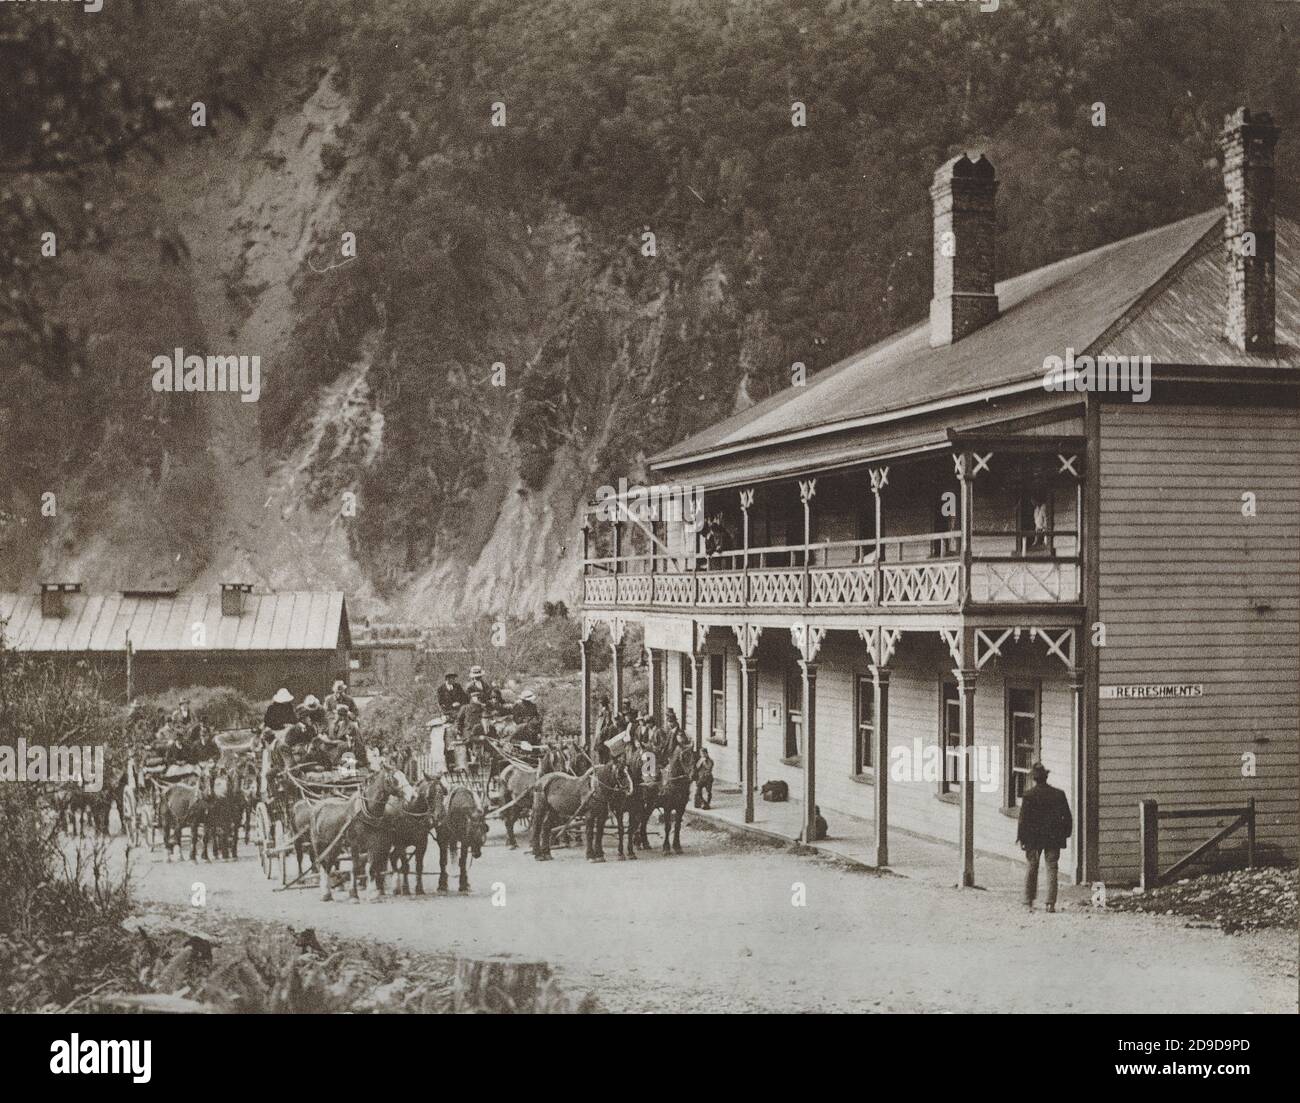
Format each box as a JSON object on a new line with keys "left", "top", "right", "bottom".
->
{"left": 761, "top": 779, "right": 789, "bottom": 802}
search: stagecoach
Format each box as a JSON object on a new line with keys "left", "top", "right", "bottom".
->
{"left": 253, "top": 745, "right": 380, "bottom": 888}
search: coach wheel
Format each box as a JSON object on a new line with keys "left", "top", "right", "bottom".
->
{"left": 254, "top": 803, "right": 273, "bottom": 879}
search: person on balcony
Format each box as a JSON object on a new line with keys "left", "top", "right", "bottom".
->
{"left": 1016, "top": 762, "right": 1073, "bottom": 913}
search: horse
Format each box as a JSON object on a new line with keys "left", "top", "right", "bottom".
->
{"left": 205, "top": 770, "right": 247, "bottom": 860}
{"left": 495, "top": 742, "right": 582, "bottom": 849}
{"left": 496, "top": 763, "right": 537, "bottom": 849}
{"left": 237, "top": 758, "right": 260, "bottom": 843}
{"left": 635, "top": 745, "right": 697, "bottom": 855}
{"left": 435, "top": 785, "right": 488, "bottom": 894}
{"left": 531, "top": 761, "right": 631, "bottom": 863}
{"left": 309, "top": 765, "right": 413, "bottom": 902}
{"left": 605, "top": 749, "right": 649, "bottom": 861}
{"left": 386, "top": 777, "right": 442, "bottom": 895}
{"left": 161, "top": 768, "right": 212, "bottom": 861}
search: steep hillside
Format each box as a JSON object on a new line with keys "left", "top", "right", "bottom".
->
{"left": 2, "top": 0, "right": 1296, "bottom": 621}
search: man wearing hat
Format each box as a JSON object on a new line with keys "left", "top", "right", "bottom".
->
{"left": 263, "top": 688, "right": 297, "bottom": 732}
{"left": 324, "top": 679, "right": 356, "bottom": 718}
{"left": 511, "top": 689, "right": 542, "bottom": 741}
{"left": 169, "top": 697, "right": 195, "bottom": 732}
{"left": 1016, "top": 762, "right": 1073, "bottom": 913}
{"left": 464, "top": 665, "right": 491, "bottom": 701}
{"left": 437, "top": 672, "right": 467, "bottom": 718}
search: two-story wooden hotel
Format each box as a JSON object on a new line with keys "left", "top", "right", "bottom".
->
{"left": 578, "top": 108, "right": 1298, "bottom": 886}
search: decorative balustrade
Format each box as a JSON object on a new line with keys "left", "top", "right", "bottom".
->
{"left": 583, "top": 533, "right": 1081, "bottom": 610}
{"left": 879, "top": 561, "right": 961, "bottom": 606}
{"left": 810, "top": 565, "right": 876, "bottom": 606}
{"left": 696, "top": 571, "right": 746, "bottom": 606}
{"left": 969, "top": 560, "right": 1080, "bottom": 603}
{"left": 747, "top": 568, "right": 803, "bottom": 605}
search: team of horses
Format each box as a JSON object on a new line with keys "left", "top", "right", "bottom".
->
{"left": 281, "top": 765, "right": 489, "bottom": 902}
{"left": 52, "top": 730, "right": 698, "bottom": 904}
{"left": 527, "top": 743, "right": 699, "bottom": 863}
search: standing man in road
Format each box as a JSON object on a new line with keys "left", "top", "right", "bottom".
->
{"left": 1016, "top": 762, "right": 1073, "bottom": 913}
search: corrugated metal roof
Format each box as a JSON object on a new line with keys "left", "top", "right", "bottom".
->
{"left": 653, "top": 210, "right": 1299, "bottom": 470}
{"left": 0, "top": 591, "right": 350, "bottom": 653}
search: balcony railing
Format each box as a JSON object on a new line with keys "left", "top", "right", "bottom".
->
{"left": 583, "top": 530, "right": 1080, "bottom": 611}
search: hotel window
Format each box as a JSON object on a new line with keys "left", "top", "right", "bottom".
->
{"left": 855, "top": 675, "right": 875, "bottom": 773}
{"left": 784, "top": 663, "right": 803, "bottom": 760}
{"left": 1006, "top": 684, "right": 1041, "bottom": 805}
{"left": 651, "top": 651, "right": 666, "bottom": 722}
{"left": 941, "top": 681, "right": 962, "bottom": 792}
{"left": 681, "top": 654, "right": 694, "bottom": 738}
{"left": 709, "top": 653, "right": 726, "bottom": 744}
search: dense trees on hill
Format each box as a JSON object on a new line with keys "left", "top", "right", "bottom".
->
{"left": 2, "top": 0, "right": 1296, "bottom": 594}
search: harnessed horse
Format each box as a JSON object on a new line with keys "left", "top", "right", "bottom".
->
{"left": 636, "top": 745, "right": 697, "bottom": 854}
{"left": 309, "top": 766, "right": 414, "bottom": 902}
{"left": 530, "top": 761, "right": 632, "bottom": 863}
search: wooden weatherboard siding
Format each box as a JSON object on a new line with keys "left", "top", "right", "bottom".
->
{"left": 1096, "top": 402, "right": 1300, "bottom": 883}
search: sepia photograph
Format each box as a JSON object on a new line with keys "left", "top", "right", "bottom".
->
{"left": 0, "top": 0, "right": 1297, "bottom": 1069}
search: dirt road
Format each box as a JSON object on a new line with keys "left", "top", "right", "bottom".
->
{"left": 124, "top": 821, "right": 1295, "bottom": 1014}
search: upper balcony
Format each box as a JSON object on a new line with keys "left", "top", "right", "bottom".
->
{"left": 581, "top": 435, "right": 1083, "bottom": 615}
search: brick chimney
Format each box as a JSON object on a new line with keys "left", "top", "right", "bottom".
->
{"left": 40, "top": 582, "right": 81, "bottom": 618}
{"left": 1221, "top": 108, "right": 1280, "bottom": 354}
{"left": 930, "top": 152, "right": 999, "bottom": 347}
{"left": 220, "top": 582, "right": 252, "bottom": 617}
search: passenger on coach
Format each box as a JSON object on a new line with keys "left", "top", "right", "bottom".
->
{"left": 263, "top": 688, "right": 297, "bottom": 731}
{"left": 464, "top": 665, "right": 498, "bottom": 706}
{"left": 191, "top": 725, "right": 220, "bottom": 765}
{"left": 323, "top": 679, "right": 356, "bottom": 718}
{"left": 437, "top": 671, "right": 467, "bottom": 717}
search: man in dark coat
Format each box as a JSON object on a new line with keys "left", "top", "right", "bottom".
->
{"left": 437, "top": 672, "right": 467, "bottom": 717}
{"left": 263, "top": 688, "right": 297, "bottom": 731}
{"left": 191, "top": 725, "right": 220, "bottom": 765}
{"left": 1016, "top": 762, "right": 1073, "bottom": 912}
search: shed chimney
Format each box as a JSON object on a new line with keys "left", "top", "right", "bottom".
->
{"left": 1221, "top": 108, "right": 1280, "bottom": 354}
{"left": 930, "top": 152, "right": 999, "bottom": 347}
{"left": 40, "top": 582, "right": 81, "bottom": 618}
{"left": 220, "top": 582, "right": 252, "bottom": 617}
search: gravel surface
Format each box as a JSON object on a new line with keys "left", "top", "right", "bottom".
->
{"left": 1105, "top": 866, "right": 1298, "bottom": 933}
{"left": 119, "top": 820, "right": 1296, "bottom": 1013}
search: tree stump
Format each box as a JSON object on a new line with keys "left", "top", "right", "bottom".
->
{"left": 453, "top": 956, "right": 553, "bottom": 1013}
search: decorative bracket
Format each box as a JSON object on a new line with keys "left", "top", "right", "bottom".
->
{"left": 739, "top": 488, "right": 755, "bottom": 512}
{"left": 790, "top": 624, "right": 826, "bottom": 664}
{"left": 731, "top": 622, "right": 762, "bottom": 659}
{"left": 1058, "top": 453, "right": 1079, "bottom": 478}
{"left": 1029, "top": 626, "right": 1076, "bottom": 670}
{"left": 939, "top": 627, "right": 963, "bottom": 670}
{"left": 798, "top": 479, "right": 817, "bottom": 505}
{"left": 858, "top": 626, "right": 900, "bottom": 673}
{"left": 868, "top": 466, "right": 890, "bottom": 494}
{"left": 972, "top": 451, "right": 991, "bottom": 477}
{"left": 695, "top": 621, "right": 710, "bottom": 655}
{"left": 608, "top": 616, "right": 627, "bottom": 648}
{"left": 974, "top": 628, "right": 1014, "bottom": 670}
{"left": 581, "top": 615, "right": 596, "bottom": 643}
